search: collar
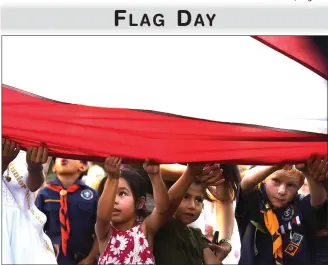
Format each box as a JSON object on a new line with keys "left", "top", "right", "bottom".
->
{"left": 49, "top": 176, "right": 86, "bottom": 187}
{"left": 258, "top": 183, "right": 272, "bottom": 211}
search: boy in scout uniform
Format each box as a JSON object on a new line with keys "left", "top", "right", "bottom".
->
{"left": 36, "top": 158, "right": 99, "bottom": 265}
{"left": 236, "top": 155, "right": 327, "bottom": 265}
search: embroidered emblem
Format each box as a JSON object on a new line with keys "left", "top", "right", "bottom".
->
{"left": 285, "top": 243, "right": 298, "bottom": 256}
{"left": 81, "top": 189, "right": 94, "bottom": 200}
{"left": 291, "top": 233, "right": 303, "bottom": 246}
{"left": 282, "top": 205, "right": 294, "bottom": 221}
{"left": 292, "top": 216, "right": 301, "bottom": 226}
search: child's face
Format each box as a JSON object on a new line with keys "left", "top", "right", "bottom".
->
{"left": 174, "top": 182, "right": 204, "bottom": 225}
{"left": 112, "top": 178, "right": 138, "bottom": 224}
{"left": 265, "top": 171, "right": 302, "bottom": 209}
{"left": 53, "top": 158, "right": 86, "bottom": 177}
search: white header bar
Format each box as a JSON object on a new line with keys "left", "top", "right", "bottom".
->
{"left": 1, "top": 2, "right": 328, "bottom": 35}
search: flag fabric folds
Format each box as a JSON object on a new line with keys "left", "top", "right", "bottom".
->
{"left": 2, "top": 36, "right": 327, "bottom": 164}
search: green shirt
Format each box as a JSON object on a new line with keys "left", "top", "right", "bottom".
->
{"left": 154, "top": 218, "right": 210, "bottom": 265}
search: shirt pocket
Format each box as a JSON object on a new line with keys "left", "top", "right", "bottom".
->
{"left": 44, "top": 201, "right": 61, "bottom": 233}
{"left": 77, "top": 202, "right": 96, "bottom": 229}
{"left": 78, "top": 202, "right": 95, "bottom": 213}
{"left": 44, "top": 201, "right": 60, "bottom": 212}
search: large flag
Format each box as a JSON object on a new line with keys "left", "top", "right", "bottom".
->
{"left": 2, "top": 36, "right": 327, "bottom": 164}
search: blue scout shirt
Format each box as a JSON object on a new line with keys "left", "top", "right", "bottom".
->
{"left": 35, "top": 177, "right": 98, "bottom": 265}
{"left": 235, "top": 184, "right": 326, "bottom": 265}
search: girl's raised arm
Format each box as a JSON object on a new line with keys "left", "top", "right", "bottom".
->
{"left": 95, "top": 156, "right": 122, "bottom": 242}
{"left": 142, "top": 159, "right": 170, "bottom": 237}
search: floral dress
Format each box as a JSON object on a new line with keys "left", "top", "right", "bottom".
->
{"left": 98, "top": 223, "right": 155, "bottom": 265}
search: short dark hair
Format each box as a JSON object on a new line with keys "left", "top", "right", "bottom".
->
{"left": 52, "top": 157, "right": 87, "bottom": 165}
{"left": 165, "top": 180, "right": 213, "bottom": 202}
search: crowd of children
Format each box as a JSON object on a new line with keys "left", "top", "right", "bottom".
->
{"left": 2, "top": 137, "right": 328, "bottom": 265}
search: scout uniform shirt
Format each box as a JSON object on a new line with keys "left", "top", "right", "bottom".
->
{"left": 235, "top": 183, "right": 326, "bottom": 265}
{"left": 35, "top": 177, "right": 98, "bottom": 265}
{"left": 154, "top": 218, "right": 210, "bottom": 265}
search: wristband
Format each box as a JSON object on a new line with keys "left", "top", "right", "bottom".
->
{"left": 27, "top": 164, "right": 43, "bottom": 174}
{"left": 218, "top": 239, "right": 232, "bottom": 251}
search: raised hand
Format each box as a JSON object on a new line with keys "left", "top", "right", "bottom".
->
{"left": 186, "top": 162, "right": 207, "bottom": 177}
{"left": 26, "top": 146, "right": 49, "bottom": 171}
{"left": 197, "top": 164, "right": 225, "bottom": 187}
{"left": 2, "top": 138, "right": 20, "bottom": 168}
{"left": 296, "top": 154, "right": 328, "bottom": 182}
{"left": 143, "top": 159, "right": 160, "bottom": 177}
{"left": 209, "top": 242, "right": 231, "bottom": 263}
{"left": 104, "top": 156, "right": 122, "bottom": 179}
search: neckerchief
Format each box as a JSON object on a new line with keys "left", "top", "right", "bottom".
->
{"left": 46, "top": 183, "right": 80, "bottom": 256}
{"left": 258, "top": 183, "right": 283, "bottom": 265}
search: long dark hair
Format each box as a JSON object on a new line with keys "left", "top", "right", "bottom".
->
{"left": 219, "top": 164, "right": 241, "bottom": 200}
{"left": 122, "top": 164, "right": 153, "bottom": 194}
{"left": 98, "top": 168, "right": 149, "bottom": 218}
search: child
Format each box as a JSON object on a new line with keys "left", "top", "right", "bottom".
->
{"left": 236, "top": 155, "right": 327, "bottom": 265}
{"left": 35, "top": 158, "right": 99, "bottom": 265}
{"left": 153, "top": 163, "right": 227, "bottom": 265}
{"left": 96, "top": 157, "right": 169, "bottom": 264}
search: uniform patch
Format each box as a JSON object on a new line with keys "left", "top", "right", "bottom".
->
{"left": 291, "top": 233, "right": 303, "bottom": 246}
{"left": 298, "top": 194, "right": 305, "bottom": 200}
{"left": 285, "top": 243, "right": 298, "bottom": 256}
{"left": 81, "top": 189, "right": 94, "bottom": 200}
{"left": 282, "top": 205, "right": 294, "bottom": 221}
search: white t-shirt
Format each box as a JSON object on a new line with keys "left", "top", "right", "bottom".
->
{"left": 2, "top": 151, "right": 57, "bottom": 264}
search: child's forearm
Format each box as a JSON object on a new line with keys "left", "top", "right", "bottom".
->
{"left": 160, "top": 164, "right": 186, "bottom": 182}
{"left": 307, "top": 176, "right": 327, "bottom": 207}
{"left": 26, "top": 171, "right": 45, "bottom": 192}
{"left": 86, "top": 237, "right": 99, "bottom": 261}
{"left": 97, "top": 177, "right": 119, "bottom": 221}
{"left": 149, "top": 173, "right": 169, "bottom": 215}
{"left": 213, "top": 181, "right": 234, "bottom": 202}
{"left": 215, "top": 200, "right": 234, "bottom": 240}
{"left": 168, "top": 166, "right": 195, "bottom": 209}
{"left": 241, "top": 166, "right": 278, "bottom": 194}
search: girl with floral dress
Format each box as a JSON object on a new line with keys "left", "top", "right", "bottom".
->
{"left": 96, "top": 156, "right": 169, "bottom": 265}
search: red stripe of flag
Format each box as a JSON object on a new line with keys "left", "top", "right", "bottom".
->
{"left": 2, "top": 85, "right": 327, "bottom": 164}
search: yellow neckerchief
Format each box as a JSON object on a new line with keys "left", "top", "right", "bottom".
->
{"left": 258, "top": 183, "right": 283, "bottom": 265}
